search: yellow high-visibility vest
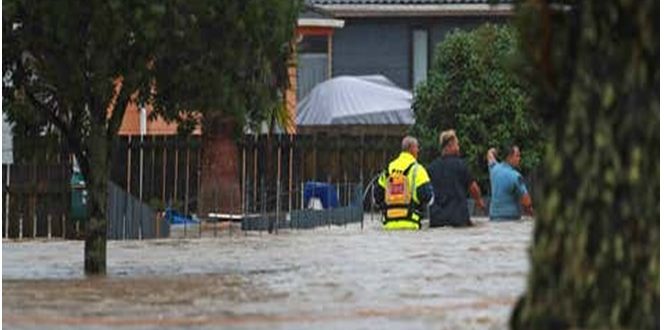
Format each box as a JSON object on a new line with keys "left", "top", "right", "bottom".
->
{"left": 378, "top": 152, "right": 430, "bottom": 230}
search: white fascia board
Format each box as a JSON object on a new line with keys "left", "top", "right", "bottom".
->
{"left": 297, "top": 18, "right": 346, "bottom": 28}
{"left": 316, "top": 4, "right": 515, "bottom": 17}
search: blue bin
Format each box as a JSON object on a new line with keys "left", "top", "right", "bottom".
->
{"left": 303, "top": 182, "right": 339, "bottom": 209}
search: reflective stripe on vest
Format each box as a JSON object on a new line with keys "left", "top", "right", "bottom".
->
{"left": 383, "top": 161, "right": 421, "bottom": 224}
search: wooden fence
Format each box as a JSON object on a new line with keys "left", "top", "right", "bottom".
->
{"left": 111, "top": 135, "right": 202, "bottom": 215}
{"left": 2, "top": 132, "right": 406, "bottom": 238}
{"left": 112, "top": 133, "right": 403, "bottom": 216}
{"left": 240, "top": 133, "right": 402, "bottom": 214}
{"left": 2, "top": 163, "right": 73, "bottom": 239}
{"left": 2, "top": 162, "right": 168, "bottom": 240}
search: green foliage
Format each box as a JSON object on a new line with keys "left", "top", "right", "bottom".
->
{"left": 411, "top": 24, "right": 543, "bottom": 189}
{"left": 3, "top": 0, "right": 300, "bottom": 274}
{"left": 3, "top": 0, "right": 300, "bottom": 195}
{"left": 511, "top": 1, "right": 659, "bottom": 329}
{"left": 149, "top": 0, "right": 300, "bottom": 134}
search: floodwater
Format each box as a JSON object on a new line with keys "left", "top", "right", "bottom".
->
{"left": 3, "top": 216, "right": 533, "bottom": 330}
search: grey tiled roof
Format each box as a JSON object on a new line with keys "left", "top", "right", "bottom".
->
{"left": 300, "top": 6, "right": 334, "bottom": 19}
{"left": 307, "top": 0, "right": 511, "bottom": 4}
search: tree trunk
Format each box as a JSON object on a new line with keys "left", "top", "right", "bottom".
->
{"left": 198, "top": 115, "right": 241, "bottom": 217}
{"left": 511, "top": 1, "right": 658, "bottom": 329}
{"left": 80, "top": 127, "right": 110, "bottom": 276}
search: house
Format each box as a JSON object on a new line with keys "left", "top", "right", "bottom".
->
{"left": 109, "top": 2, "right": 513, "bottom": 215}
{"left": 119, "top": 0, "right": 514, "bottom": 135}
{"left": 297, "top": 0, "right": 513, "bottom": 98}
{"left": 295, "top": 6, "right": 345, "bottom": 102}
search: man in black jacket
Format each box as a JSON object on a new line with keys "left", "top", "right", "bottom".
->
{"left": 427, "top": 130, "right": 485, "bottom": 227}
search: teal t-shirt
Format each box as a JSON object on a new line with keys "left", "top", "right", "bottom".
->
{"left": 488, "top": 162, "right": 528, "bottom": 220}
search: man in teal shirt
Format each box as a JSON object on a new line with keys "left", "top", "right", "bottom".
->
{"left": 486, "top": 145, "right": 533, "bottom": 221}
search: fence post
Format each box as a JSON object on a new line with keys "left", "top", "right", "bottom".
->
{"left": 276, "top": 137, "right": 281, "bottom": 235}
{"left": 260, "top": 177, "right": 266, "bottom": 234}
{"left": 345, "top": 175, "right": 349, "bottom": 227}
{"left": 360, "top": 183, "right": 364, "bottom": 230}
{"left": 185, "top": 145, "right": 190, "bottom": 216}
{"left": 360, "top": 133, "right": 365, "bottom": 187}
{"left": 32, "top": 210, "right": 37, "bottom": 238}
{"left": 327, "top": 177, "right": 331, "bottom": 229}
{"left": 162, "top": 136, "right": 167, "bottom": 206}
{"left": 288, "top": 135, "right": 293, "bottom": 214}
{"left": 197, "top": 144, "right": 202, "bottom": 238}
{"left": 127, "top": 136, "right": 132, "bottom": 195}
{"left": 48, "top": 214, "right": 52, "bottom": 239}
{"left": 301, "top": 181, "right": 304, "bottom": 210}
{"left": 4, "top": 164, "right": 10, "bottom": 239}
{"left": 241, "top": 138, "right": 246, "bottom": 215}
{"left": 138, "top": 201, "right": 143, "bottom": 240}
{"left": 122, "top": 213, "right": 126, "bottom": 240}
{"left": 253, "top": 136, "right": 258, "bottom": 213}
{"left": 62, "top": 214, "right": 66, "bottom": 239}
{"left": 139, "top": 135, "right": 144, "bottom": 204}
{"left": 19, "top": 213, "right": 23, "bottom": 239}
{"left": 156, "top": 212, "right": 160, "bottom": 238}
{"left": 151, "top": 135, "right": 157, "bottom": 209}
{"left": 174, "top": 145, "right": 179, "bottom": 213}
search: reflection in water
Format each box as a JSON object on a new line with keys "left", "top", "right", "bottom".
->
{"left": 3, "top": 216, "right": 532, "bottom": 329}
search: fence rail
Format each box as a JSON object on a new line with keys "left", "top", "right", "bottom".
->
{"left": 170, "top": 182, "right": 368, "bottom": 237}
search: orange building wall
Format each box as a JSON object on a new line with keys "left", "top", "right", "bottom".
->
{"left": 108, "top": 78, "right": 201, "bottom": 136}
{"left": 285, "top": 58, "right": 298, "bottom": 134}
{"left": 117, "top": 102, "right": 202, "bottom": 136}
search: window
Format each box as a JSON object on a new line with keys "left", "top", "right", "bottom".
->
{"left": 298, "top": 35, "right": 328, "bottom": 54}
{"left": 412, "top": 29, "right": 428, "bottom": 88}
{"left": 298, "top": 35, "right": 330, "bottom": 100}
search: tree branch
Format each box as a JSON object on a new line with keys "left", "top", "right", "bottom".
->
{"left": 25, "top": 87, "right": 71, "bottom": 138}
{"left": 25, "top": 86, "right": 88, "bottom": 165}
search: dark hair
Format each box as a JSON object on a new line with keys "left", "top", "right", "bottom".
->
{"left": 501, "top": 144, "right": 518, "bottom": 160}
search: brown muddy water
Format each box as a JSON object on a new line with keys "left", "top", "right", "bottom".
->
{"left": 3, "top": 216, "right": 533, "bottom": 330}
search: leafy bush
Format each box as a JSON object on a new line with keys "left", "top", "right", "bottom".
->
{"left": 411, "top": 24, "right": 543, "bottom": 189}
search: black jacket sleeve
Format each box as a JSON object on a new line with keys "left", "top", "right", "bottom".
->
{"left": 373, "top": 170, "right": 387, "bottom": 209}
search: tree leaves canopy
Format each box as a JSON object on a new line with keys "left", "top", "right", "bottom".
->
{"left": 3, "top": 0, "right": 300, "bottom": 156}
{"left": 411, "top": 24, "right": 543, "bottom": 188}
{"left": 3, "top": 0, "right": 300, "bottom": 274}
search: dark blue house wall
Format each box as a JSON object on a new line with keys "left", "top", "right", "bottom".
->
{"left": 332, "top": 20, "right": 411, "bottom": 89}
{"left": 332, "top": 16, "right": 507, "bottom": 90}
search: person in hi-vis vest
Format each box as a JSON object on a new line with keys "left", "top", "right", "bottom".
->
{"left": 374, "top": 136, "right": 433, "bottom": 230}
